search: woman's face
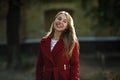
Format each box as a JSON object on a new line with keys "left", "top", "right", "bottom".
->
{"left": 54, "top": 13, "right": 68, "bottom": 32}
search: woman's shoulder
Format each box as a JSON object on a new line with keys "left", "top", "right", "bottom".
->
{"left": 74, "top": 40, "right": 80, "bottom": 49}
{"left": 40, "top": 36, "right": 50, "bottom": 43}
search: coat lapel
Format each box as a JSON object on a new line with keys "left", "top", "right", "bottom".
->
{"left": 42, "top": 38, "right": 55, "bottom": 64}
{"left": 41, "top": 37, "right": 64, "bottom": 64}
{"left": 51, "top": 38, "right": 64, "bottom": 56}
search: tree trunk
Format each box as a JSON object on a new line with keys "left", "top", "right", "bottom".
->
{"left": 6, "top": 0, "right": 21, "bottom": 70}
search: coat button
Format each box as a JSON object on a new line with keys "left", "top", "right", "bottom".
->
{"left": 64, "top": 64, "right": 66, "bottom": 70}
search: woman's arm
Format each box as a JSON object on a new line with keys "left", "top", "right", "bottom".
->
{"left": 36, "top": 43, "right": 44, "bottom": 80}
{"left": 69, "top": 43, "right": 80, "bottom": 80}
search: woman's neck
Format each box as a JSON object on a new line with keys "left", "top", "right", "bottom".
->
{"left": 53, "top": 31, "right": 62, "bottom": 40}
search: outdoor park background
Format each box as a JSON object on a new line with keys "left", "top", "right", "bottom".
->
{"left": 0, "top": 0, "right": 120, "bottom": 80}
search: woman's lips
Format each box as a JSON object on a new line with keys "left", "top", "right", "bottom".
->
{"left": 56, "top": 22, "right": 63, "bottom": 28}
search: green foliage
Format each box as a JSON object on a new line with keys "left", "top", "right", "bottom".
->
{"left": 81, "top": 0, "right": 120, "bottom": 36}
{"left": 99, "top": 0, "right": 120, "bottom": 27}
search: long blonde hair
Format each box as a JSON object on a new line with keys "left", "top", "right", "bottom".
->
{"left": 46, "top": 11, "right": 79, "bottom": 59}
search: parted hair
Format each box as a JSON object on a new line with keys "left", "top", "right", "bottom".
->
{"left": 45, "top": 11, "right": 79, "bottom": 60}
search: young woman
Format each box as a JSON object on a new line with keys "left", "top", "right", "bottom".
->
{"left": 36, "top": 11, "right": 80, "bottom": 80}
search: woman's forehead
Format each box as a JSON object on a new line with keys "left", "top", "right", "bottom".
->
{"left": 56, "top": 13, "right": 67, "bottom": 19}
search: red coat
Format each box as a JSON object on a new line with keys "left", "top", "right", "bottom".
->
{"left": 36, "top": 37, "right": 80, "bottom": 80}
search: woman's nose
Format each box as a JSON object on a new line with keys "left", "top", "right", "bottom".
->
{"left": 59, "top": 20, "right": 64, "bottom": 24}
{"left": 58, "top": 20, "right": 62, "bottom": 24}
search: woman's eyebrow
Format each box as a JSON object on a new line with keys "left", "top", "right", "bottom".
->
{"left": 57, "top": 15, "right": 67, "bottom": 20}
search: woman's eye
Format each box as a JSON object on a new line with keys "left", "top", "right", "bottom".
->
{"left": 63, "top": 20, "right": 67, "bottom": 23}
{"left": 57, "top": 17, "right": 67, "bottom": 23}
{"left": 57, "top": 17, "right": 61, "bottom": 20}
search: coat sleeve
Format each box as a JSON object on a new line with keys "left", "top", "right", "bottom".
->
{"left": 69, "top": 43, "right": 80, "bottom": 80}
{"left": 36, "top": 42, "right": 44, "bottom": 80}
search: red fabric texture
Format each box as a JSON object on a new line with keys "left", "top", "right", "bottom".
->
{"left": 36, "top": 37, "right": 80, "bottom": 80}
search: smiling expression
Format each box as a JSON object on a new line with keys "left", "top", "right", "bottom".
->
{"left": 53, "top": 13, "right": 68, "bottom": 32}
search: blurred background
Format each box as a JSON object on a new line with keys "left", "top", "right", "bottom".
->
{"left": 0, "top": 0, "right": 120, "bottom": 80}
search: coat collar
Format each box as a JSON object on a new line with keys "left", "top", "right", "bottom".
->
{"left": 51, "top": 38, "right": 64, "bottom": 54}
{"left": 41, "top": 37, "right": 64, "bottom": 64}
